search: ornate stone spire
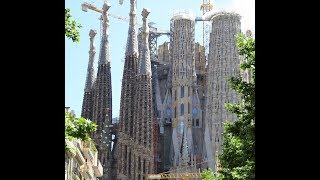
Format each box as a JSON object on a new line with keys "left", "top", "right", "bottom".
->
{"left": 84, "top": 29, "right": 97, "bottom": 92}
{"left": 138, "top": 8, "right": 151, "bottom": 76}
{"left": 98, "top": 2, "right": 111, "bottom": 65}
{"left": 125, "top": 0, "right": 138, "bottom": 57}
{"left": 181, "top": 127, "right": 189, "bottom": 166}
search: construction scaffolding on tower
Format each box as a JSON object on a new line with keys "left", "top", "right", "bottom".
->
{"left": 200, "top": 0, "right": 213, "bottom": 58}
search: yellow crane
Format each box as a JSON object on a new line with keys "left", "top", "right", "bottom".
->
{"left": 81, "top": 2, "right": 137, "bottom": 25}
{"left": 145, "top": 172, "right": 201, "bottom": 180}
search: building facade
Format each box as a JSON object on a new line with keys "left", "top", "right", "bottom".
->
{"left": 153, "top": 10, "right": 206, "bottom": 173}
{"left": 65, "top": 108, "right": 103, "bottom": 180}
{"left": 77, "top": 3, "right": 243, "bottom": 176}
{"left": 203, "top": 11, "right": 241, "bottom": 171}
{"left": 65, "top": 139, "right": 104, "bottom": 180}
{"left": 80, "top": 2, "right": 114, "bottom": 179}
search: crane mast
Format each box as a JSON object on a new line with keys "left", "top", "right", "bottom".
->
{"left": 200, "top": 0, "right": 213, "bottom": 58}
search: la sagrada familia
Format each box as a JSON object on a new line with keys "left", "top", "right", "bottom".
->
{"left": 80, "top": 1, "right": 249, "bottom": 179}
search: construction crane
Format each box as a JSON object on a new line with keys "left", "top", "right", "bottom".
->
{"left": 81, "top": 1, "right": 135, "bottom": 35}
{"left": 200, "top": 0, "right": 213, "bottom": 58}
{"left": 82, "top": 1, "right": 169, "bottom": 60}
{"left": 82, "top": 2, "right": 141, "bottom": 25}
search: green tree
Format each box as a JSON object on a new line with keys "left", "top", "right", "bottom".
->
{"left": 212, "top": 33, "right": 255, "bottom": 180}
{"left": 65, "top": 8, "right": 82, "bottom": 42}
{"left": 65, "top": 112, "right": 97, "bottom": 153}
{"left": 201, "top": 169, "right": 217, "bottom": 180}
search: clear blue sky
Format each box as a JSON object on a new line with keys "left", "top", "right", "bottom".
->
{"left": 65, "top": 0, "right": 255, "bottom": 118}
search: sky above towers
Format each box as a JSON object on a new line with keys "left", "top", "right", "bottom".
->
{"left": 65, "top": 0, "right": 255, "bottom": 118}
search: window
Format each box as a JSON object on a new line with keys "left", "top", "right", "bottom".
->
{"left": 166, "top": 108, "right": 171, "bottom": 116}
{"left": 181, "top": 86, "right": 184, "bottom": 98}
{"left": 174, "top": 106, "right": 176, "bottom": 118}
{"left": 138, "top": 156, "right": 141, "bottom": 170}
{"left": 175, "top": 90, "right": 177, "bottom": 101}
{"left": 180, "top": 103, "right": 184, "bottom": 116}
{"left": 166, "top": 96, "right": 171, "bottom": 104}
{"left": 193, "top": 96, "right": 197, "bottom": 104}
{"left": 192, "top": 108, "right": 198, "bottom": 116}
{"left": 188, "top": 103, "right": 190, "bottom": 114}
{"left": 196, "top": 119, "right": 199, "bottom": 126}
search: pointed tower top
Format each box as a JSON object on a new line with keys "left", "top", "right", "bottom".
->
{"left": 142, "top": 8, "right": 150, "bottom": 18}
{"left": 103, "top": 2, "right": 111, "bottom": 13}
{"left": 89, "top": 29, "right": 97, "bottom": 38}
{"left": 84, "top": 29, "right": 97, "bottom": 92}
{"left": 98, "top": 2, "right": 111, "bottom": 65}
{"left": 125, "top": 0, "right": 138, "bottom": 57}
{"left": 138, "top": 8, "right": 151, "bottom": 76}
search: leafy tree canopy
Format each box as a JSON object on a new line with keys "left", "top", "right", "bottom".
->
{"left": 65, "top": 8, "right": 82, "bottom": 42}
{"left": 65, "top": 112, "right": 97, "bottom": 153}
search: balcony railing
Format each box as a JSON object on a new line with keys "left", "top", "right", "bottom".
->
{"left": 72, "top": 166, "right": 81, "bottom": 180}
{"left": 93, "top": 159, "right": 103, "bottom": 177}
{"left": 83, "top": 146, "right": 94, "bottom": 163}
{"left": 74, "top": 145, "right": 85, "bottom": 165}
{"left": 83, "top": 164, "right": 94, "bottom": 179}
{"left": 75, "top": 141, "right": 86, "bottom": 159}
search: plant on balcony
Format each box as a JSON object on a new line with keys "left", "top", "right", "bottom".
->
{"left": 65, "top": 112, "right": 97, "bottom": 153}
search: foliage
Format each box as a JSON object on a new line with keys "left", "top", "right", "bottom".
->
{"left": 201, "top": 168, "right": 217, "bottom": 180}
{"left": 65, "top": 112, "right": 97, "bottom": 153}
{"left": 65, "top": 8, "right": 82, "bottom": 42}
{"left": 213, "top": 33, "right": 255, "bottom": 180}
{"left": 201, "top": 168, "right": 225, "bottom": 180}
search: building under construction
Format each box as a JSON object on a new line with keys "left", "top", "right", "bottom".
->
{"left": 79, "top": 1, "right": 243, "bottom": 179}
{"left": 81, "top": 2, "right": 116, "bottom": 180}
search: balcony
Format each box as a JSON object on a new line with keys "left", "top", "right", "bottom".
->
{"left": 74, "top": 142, "right": 85, "bottom": 165}
{"left": 72, "top": 167, "right": 81, "bottom": 180}
{"left": 83, "top": 146, "right": 95, "bottom": 164}
{"left": 82, "top": 164, "right": 94, "bottom": 179}
{"left": 66, "top": 140, "right": 76, "bottom": 158}
{"left": 83, "top": 141, "right": 97, "bottom": 163}
{"left": 93, "top": 159, "right": 103, "bottom": 177}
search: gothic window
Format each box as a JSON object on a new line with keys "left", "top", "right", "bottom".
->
{"left": 138, "top": 156, "right": 141, "bottom": 170}
{"left": 181, "top": 86, "right": 184, "bottom": 98}
{"left": 193, "top": 96, "right": 197, "bottom": 105}
{"left": 179, "top": 122, "right": 184, "bottom": 134}
{"left": 166, "top": 108, "right": 171, "bottom": 116}
{"left": 175, "top": 90, "right": 177, "bottom": 101}
{"left": 196, "top": 119, "right": 199, "bottom": 126}
{"left": 192, "top": 108, "right": 198, "bottom": 117}
{"left": 128, "top": 152, "right": 131, "bottom": 175}
{"left": 143, "top": 159, "right": 146, "bottom": 173}
{"left": 180, "top": 103, "right": 184, "bottom": 116}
